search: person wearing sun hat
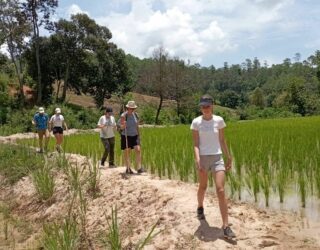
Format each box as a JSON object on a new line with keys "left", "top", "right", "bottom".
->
{"left": 49, "top": 107, "right": 68, "bottom": 153}
{"left": 119, "top": 100, "right": 145, "bottom": 174}
{"left": 32, "top": 107, "right": 50, "bottom": 153}
{"left": 97, "top": 106, "right": 117, "bottom": 167}
{"left": 190, "top": 94, "right": 236, "bottom": 239}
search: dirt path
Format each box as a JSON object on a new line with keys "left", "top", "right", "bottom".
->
{"left": 1, "top": 153, "right": 319, "bottom": 249}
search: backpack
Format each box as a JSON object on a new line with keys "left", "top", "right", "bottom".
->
{"left": 116, "top": 112, "right": 139, "bottom": 134}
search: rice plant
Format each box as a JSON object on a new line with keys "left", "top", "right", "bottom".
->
{"left": 42, "top": 217, "right": 80, "bottom": 250}
{"left": 18, "top": 116, "right": 320, "bottom": 208}
{"left": 32, "top": 164, "right": 55, "bottom": 201}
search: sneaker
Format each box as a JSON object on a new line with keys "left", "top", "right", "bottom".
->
{"left": 125, "top": 168, "right": 134, "bottom": 174}
{"left": 137, "top": 167, "right": 145, "bottom": 174}
{"left": 197, "top": 207, "right": 205, "bottom": 220}
{"left": 56, "top": 145, "right": 61, "bottom": 153}
{"left": 223, "top": 226, "right": 236, "bottom": 239}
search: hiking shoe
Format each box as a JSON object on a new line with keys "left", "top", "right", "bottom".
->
{"left": 125, "top": 168, "right": 134, "bottom": 174}
{"left": 137, "top": 167, "right": 145, "bottom": 174}
{"left": 197, "top": 207, "right": 205, "bottom": 220}
{"left": 223, "top": 226, "right": 236, "bottom": 239}
{"left": 56, "top": 145, "right": 61, "bottom": 153}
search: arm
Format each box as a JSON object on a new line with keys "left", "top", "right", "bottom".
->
{"left": 63, "top": 121, "right": 68, "bottom": 131}
{"left": 120, "top": 115, "right": 126, "bottom": 130}
{"left": 97, "top": 117, "right": 106, "bottom": 129}
{"left": 46, "top": 116, "right": 50, "bottom": 131}
{"left": 192, "top": 130, "right": 202, "bottom": 171}
{"left": 218, "top": 128, "right": 232, "bottom": 170}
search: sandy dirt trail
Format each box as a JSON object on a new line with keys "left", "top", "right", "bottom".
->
{"left": 0, "top": 153, "right": 319, "bottom": 249}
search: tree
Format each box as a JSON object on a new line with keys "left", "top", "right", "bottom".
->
{"left": 220, "top": 90, "right": 240, "bottom": 109}
{"left": 67, "top": 14, "right": 132, "bottom": 108}
{"left": 250, "top": 87, "right": 265, "bottom": 108}
{"left": 287, "top": 77, "right": 306, "bottom": 116}
{"left": 151, "top": 46, "right": 170, "bottom": 124}
{"left": 21, "top": 0, "right": 58, "bottom": 104}
{"left": 169, "top": 57, "right": 192, "bottom": 117}
{"left": 0, "top": 0, "right": 31, "bottom": 105}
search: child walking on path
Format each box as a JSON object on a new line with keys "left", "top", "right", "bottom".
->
{"left": 191, "top": 94, "right": 236, "bottom": 239}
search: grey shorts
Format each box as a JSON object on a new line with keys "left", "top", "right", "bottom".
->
{"left": 200, "top": 154, "right": 225, "bottom": 172}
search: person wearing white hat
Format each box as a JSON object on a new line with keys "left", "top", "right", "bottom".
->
{"left": 119, "top": 100, "right": 145, "bottom": 174}
{"left": 49, "top": 107, "right": 68, "bottom": 153}
{"left": 32, "top": 107, "right": 50, "bottom": 153}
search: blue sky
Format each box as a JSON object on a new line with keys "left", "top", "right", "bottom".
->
{"left": 51, "top": 0, "right": 320, "bottom": 67}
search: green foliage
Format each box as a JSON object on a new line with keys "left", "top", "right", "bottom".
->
{"left": 42, "top": 217, "right": 80, "bottom": 250}
{"left": 32, "top": 164, "right": 55, "bottom": 201}
{"left": 0, "top": 144, "right": 45, "bottom": 184}
{"left": 0, "top": 103, "right": 101, "bottom": 136}
{"left": 105, "top": 207, "right": 122, "bottom": 250}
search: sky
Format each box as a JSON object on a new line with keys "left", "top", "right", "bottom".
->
{"left": 8, "top": 0, "right": 320, "bottom": 68}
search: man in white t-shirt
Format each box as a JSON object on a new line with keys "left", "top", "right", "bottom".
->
{"left": 97, "top": 107, "right": 117, "bottom": 167}
{"left": 191, "top": 94, "right": 236, "bottom": 240}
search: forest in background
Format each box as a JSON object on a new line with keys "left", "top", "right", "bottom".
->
{"left": 1, "top": 0, "right": 320, "bottom": 134}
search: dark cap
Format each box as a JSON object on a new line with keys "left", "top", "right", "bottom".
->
{"left": 105, "top": 107, "right": 113, "bottom": 113}
{"left": 199, "top": 94, "right": 213, "bottom": 106}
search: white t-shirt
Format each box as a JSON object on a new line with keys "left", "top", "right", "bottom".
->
{"left": 190, "top": 115, "right": 226, "bottom": 155}
{"left": 98, "top": 115, "right": 116, "bottom": 138}
{"left": 50, "top": 114, "right": 64, "bottom": 128}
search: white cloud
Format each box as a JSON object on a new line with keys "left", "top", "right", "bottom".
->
{"left": 64, "top": 0, "right": 313, "bottom": 66}
{"left": 67, "top": 4, "right": 89, "bottom": 17}
{"left": 96, "top": 1, "right": 239, "bottom": 63}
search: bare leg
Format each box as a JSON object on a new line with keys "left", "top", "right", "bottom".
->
{"left": 134, "top": 145, "right": 142, "bottom": 169}
{"left": 213, "top": 170, "right": 229, "bottom": 228}
{"left": 197, "top": 170, "right": 208, "bottom": 208}
{"left": 38, "top": 132, "right": 43, "bottom": 151}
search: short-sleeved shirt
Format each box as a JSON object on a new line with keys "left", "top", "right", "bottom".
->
{"left": 190, "top": 115, "right": 226, "bottom": 155}
{"left": 33, "top": 113, "right": 49, "bottom": 130}
{"left": 120, "top": 112, "right": 139, "bottom": 136}
{"left": 50, "top": 114, "right": 64, "bottom": 128}
{"left": 98, "top": 115, "right": 116, "bottom": 138}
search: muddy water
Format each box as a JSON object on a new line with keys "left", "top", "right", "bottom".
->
{"left": 225, "top": 188, "right": 320, "bottom": 222}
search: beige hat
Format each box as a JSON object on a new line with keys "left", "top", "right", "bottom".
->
{"left": 126, "top": 100, "right": 137, "bottom": 109}
{"left": 38, "top": 107, "right": 45, "bottom": 113}
{"left": 55, "top": 107, "right": 61, "bottom": 113}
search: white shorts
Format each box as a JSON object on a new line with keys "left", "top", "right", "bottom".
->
{"left": 200, "top": 154, "right": 225, "bottom": 172}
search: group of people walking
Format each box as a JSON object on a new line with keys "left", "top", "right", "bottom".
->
{"left": 32, "top": 95, "right": 236, "bottom": 239}
{"left": 32, "top": 107, "right": 67, "bottom": 153}
{"left": 97, "top": 100, "right": 144, "bottom": 174}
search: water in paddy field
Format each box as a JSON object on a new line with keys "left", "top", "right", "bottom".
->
{"left": 229, "top": 188, "right": 320, "bottom": 222}
{"left": 206, "top": 185, "right": 320, "bottom": 222}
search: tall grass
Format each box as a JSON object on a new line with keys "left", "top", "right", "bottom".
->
{"left": 18, "top": 116, "right": 320, "bottom": 208}
{"left": 103, "top": 206, "right": 160, "bottom": 250}
{"left": 42, "top": 217, "right": 80, "bottom": 250}
{"left": 32, "top": 164, "right": 55, "bottom": 201}
{"left": 0, "top": 144, "right": 45, "bottom": 184}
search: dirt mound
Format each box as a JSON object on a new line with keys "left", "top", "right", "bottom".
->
{"left": 0, "top": 152, "right": 319, "bottom": 249}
